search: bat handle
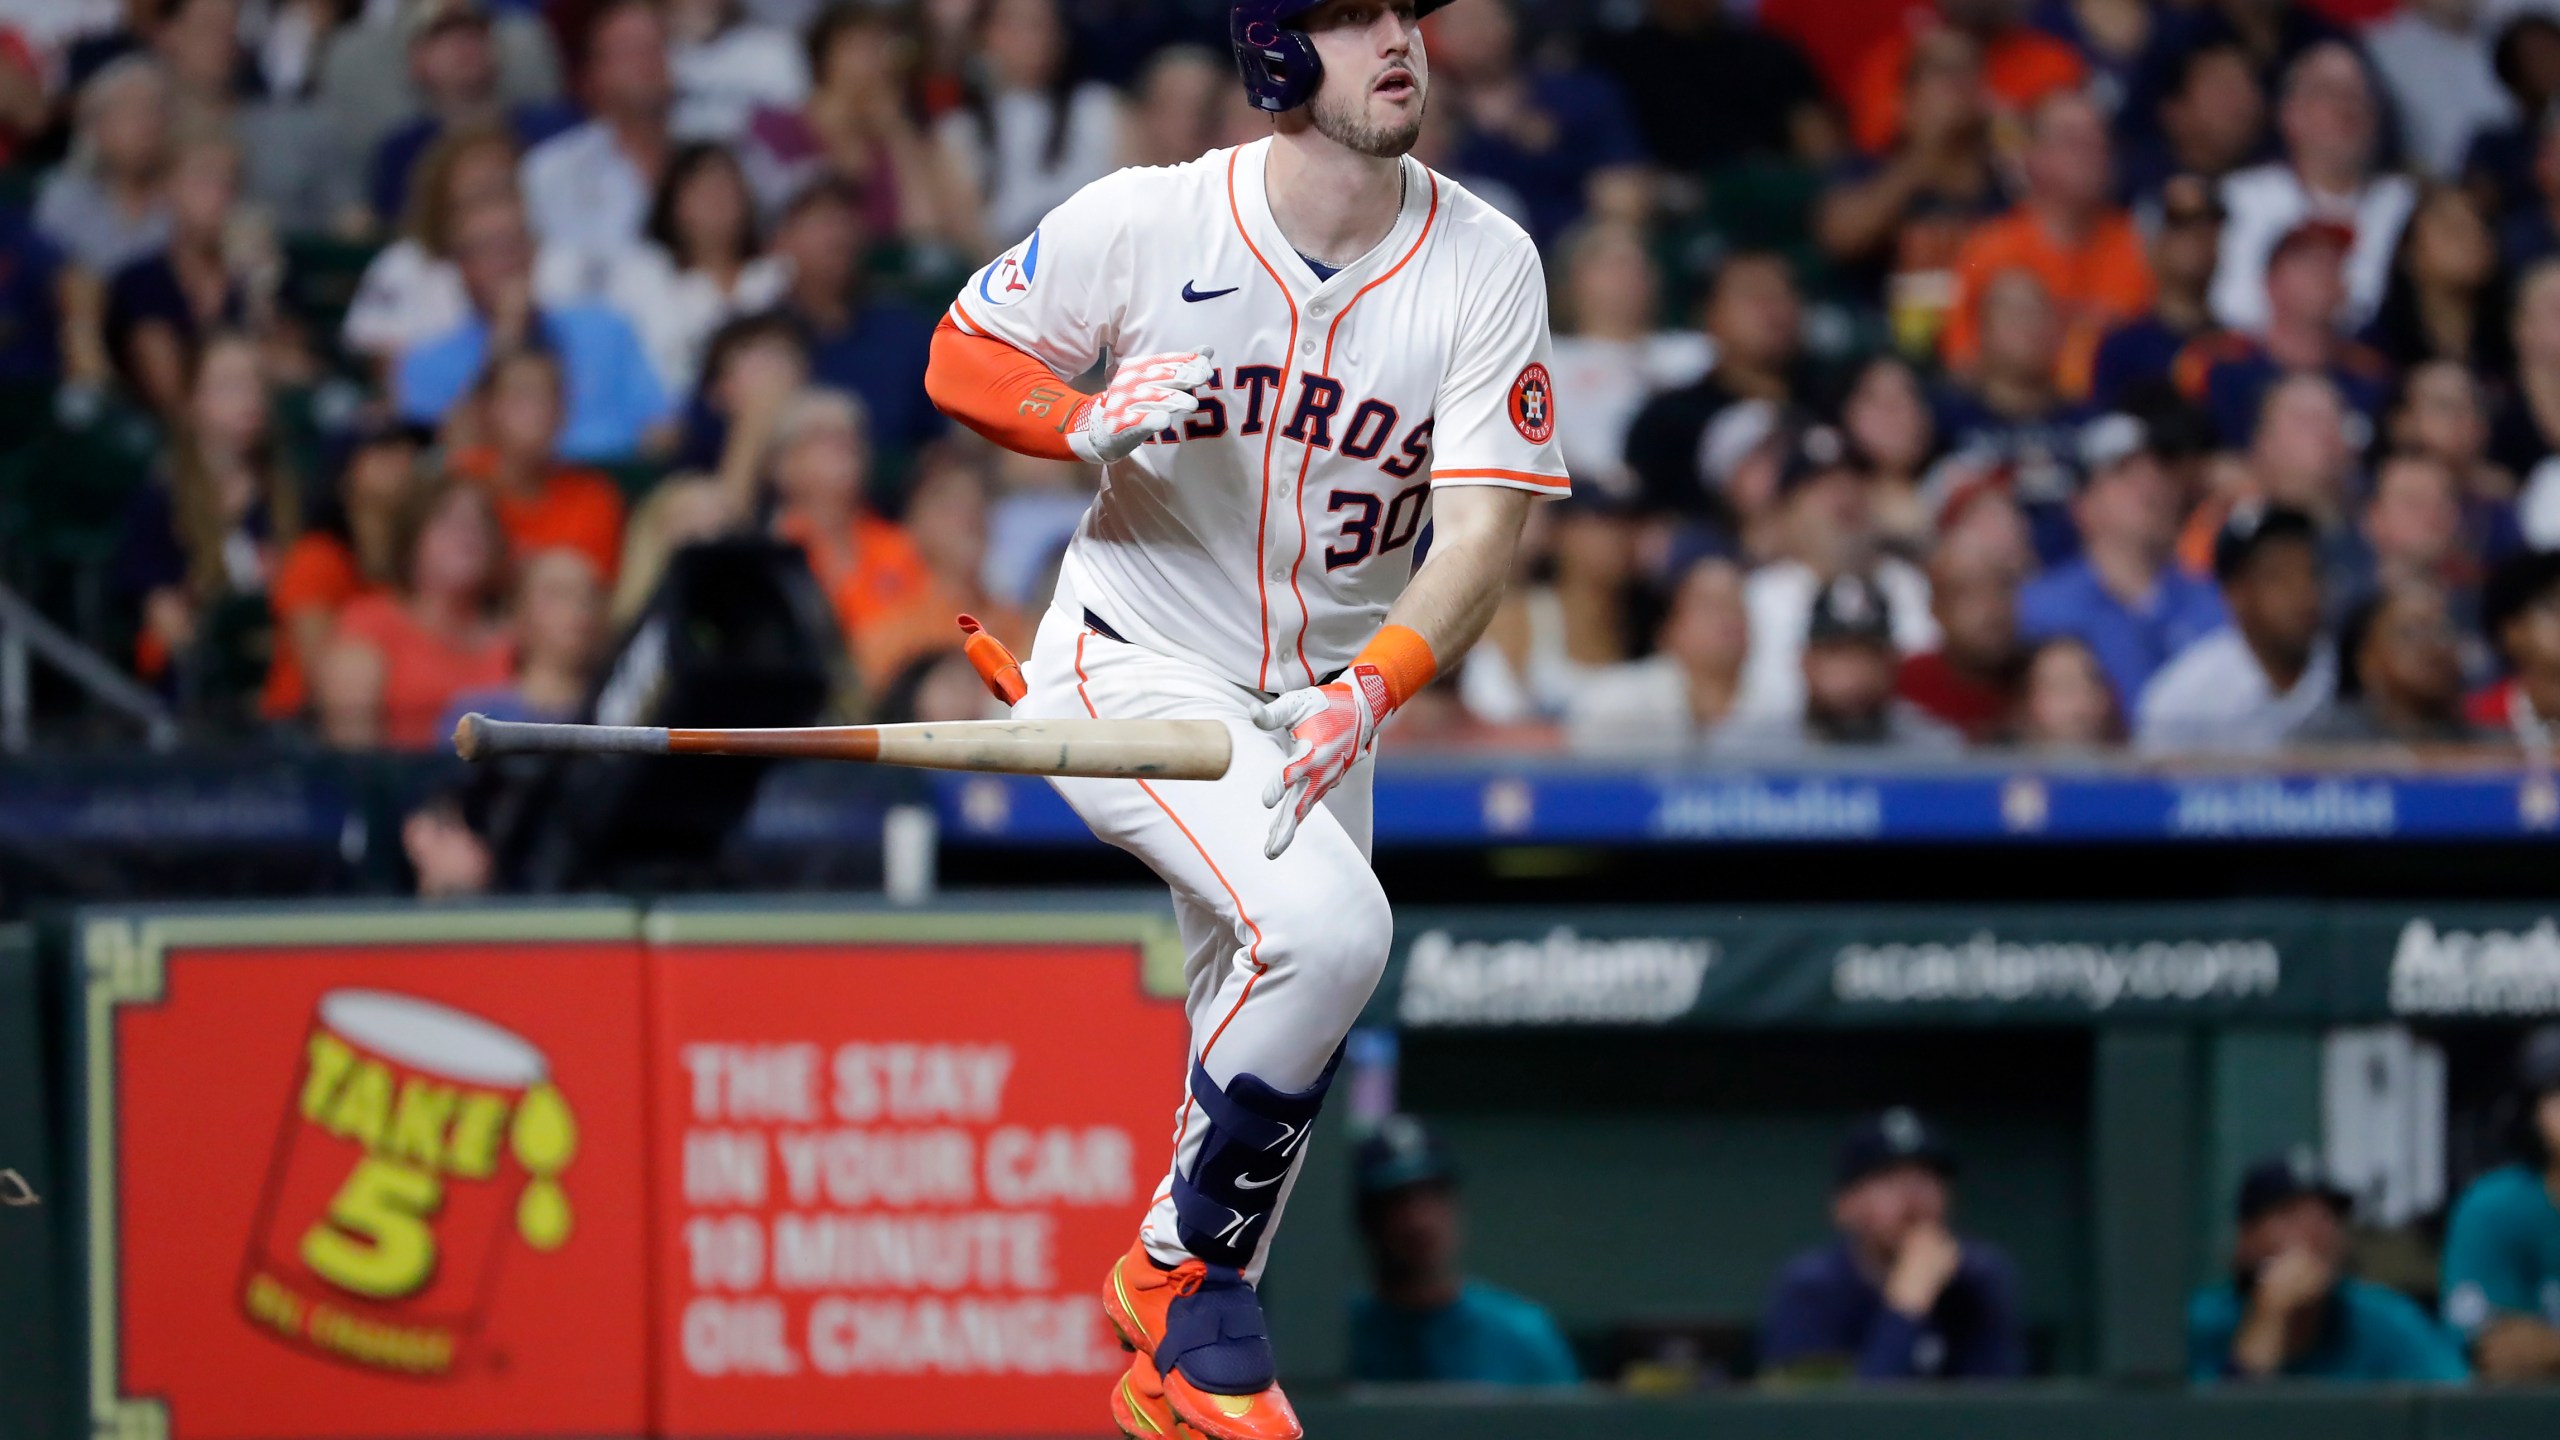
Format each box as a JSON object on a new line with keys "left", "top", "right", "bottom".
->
{"left": 452, "top": 713, "right": 671, "bottom": 760}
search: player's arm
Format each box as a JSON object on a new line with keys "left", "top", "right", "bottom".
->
{"left": 926, "top": 176, "right": 1215, "bottom": 467}
{"left": 1250, "top": 488, "right": 1529, "bottom": 859}
{"left": 1378, "top": 485, "right": 1530, "bottom": 671}
{"left": 927, "top": 320, "right": 1216, "bottom": 468}
{"left": 924, "top": 318, "right": 1086, "bottom": 462}
{"left": 2444, "top": 1188, "right": 2560, "bottom": 1379}
{"left": 1254, "top": 233, "right": 1568, "bottom": 858}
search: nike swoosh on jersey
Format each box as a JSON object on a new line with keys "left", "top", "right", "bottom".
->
{"left": 1181, "top": 282, "right": 1240, "bottom": 302}
{"left": 1233, "top": 1171, "right": 1282, "bottom": 1190}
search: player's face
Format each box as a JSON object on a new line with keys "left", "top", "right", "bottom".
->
{"left": 2538, "top": 1092, "right": 2560, "bottom": 1163}
{"left": 1363, "top": 1182, "right": 1462, "bottom": 1282}
{"left": 2239, "top": 1196, "right": 2344, "bottom": 1271}
{"left": 1301, "top": 0, "right": 1428, "bottom": 159}
{"left": 1835, "top": 1165, "right": 1949, "bottom": 1253}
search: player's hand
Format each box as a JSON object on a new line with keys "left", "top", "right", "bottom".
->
{"left": 1883, "top": 1223, "right": 1963, "bottom": 1318}
{"left": 1251, "top": 666, "right": 1389, "bottom": 859}
{"left": 1069, "top": 347, "right": 1216, "bottom": 466}
{"left": 2251, "top": 1246, "right": 2336, "bottom": 1317}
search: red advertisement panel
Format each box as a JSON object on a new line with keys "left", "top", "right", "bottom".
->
{"left": 650, "top": 942, "right": 1186, "bottom": 1438}
{"left": 109, "top": 938, "right": 652, "bottom": 1440}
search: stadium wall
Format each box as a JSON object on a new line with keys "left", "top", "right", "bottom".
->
{"left": 10, "top": 898, "right": 2560, "bottom": 1438}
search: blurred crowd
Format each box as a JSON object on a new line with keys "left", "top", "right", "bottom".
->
{"left": 7, "top": 0, "right": 2560, "bottom": 758}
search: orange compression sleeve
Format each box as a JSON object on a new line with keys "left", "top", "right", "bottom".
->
{"left": 1351, "top": 624, "right": 1439, "bottom": 710}
{"left": 925, "top": 316, "right": 1090, "bottom": 461}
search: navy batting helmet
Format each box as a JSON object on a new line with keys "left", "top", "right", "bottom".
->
{"left": 1231, "top": 0, "right": 1458, "bottom": 115}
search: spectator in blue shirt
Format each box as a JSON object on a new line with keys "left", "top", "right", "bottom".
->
{"left": 1348, "top": 1115, "right": 1580, "bottom": 1387}
{"left": 772, "top": 178, "right": 943, "bottom": 465}
{"left": 2441, "top": 1025, "right": 2560, "bottom": 1381}
{"left": 2189, "top": 1149, "right": 2468, "bottom": 1383}
{"left": 1424, "top": 0, "right": 1650, "bottom": 247}
{"left": 1760, "top": 1107, "right": 2026, "bottom": 1382}
{"left": 397, "top": 197, "right": 670, "bottom": 460}
{"left": 2018, "top": 412, "right": 2228, "bottom": 712}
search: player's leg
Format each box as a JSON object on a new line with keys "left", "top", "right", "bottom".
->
{"left": 1142, "top": 746, "right": 1376, "bottom": 1280}
{"left": 1024, "top": 617, "right": 1390, "bottom": 1264}
{"left": 1018, "top": 611, "right": 1392, "bottom": 1440}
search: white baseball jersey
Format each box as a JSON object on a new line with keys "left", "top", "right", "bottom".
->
{"left": 945, "top": 138, "right": 1571, "bottom": 696}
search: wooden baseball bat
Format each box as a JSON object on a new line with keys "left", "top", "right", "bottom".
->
{"left": 452, "top": 713, "right": 1231, "bottom": 780}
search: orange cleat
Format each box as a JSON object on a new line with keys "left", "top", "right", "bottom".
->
{"left": 1102, "top": 1235, "right": 1180, "bottom": 1355}
{"left": 1098, "top": 1237, "right": 1301, "bottom": 1440}
{"left": 1110, "top": 1350, "right": 1185, "bottom": 1439}
{"left": 1161, "top": 1372, "right": 1300, "bottom": 1440}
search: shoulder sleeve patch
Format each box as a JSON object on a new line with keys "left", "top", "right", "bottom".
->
{"left": 975, "top": 228, "right": 1044, "bottom": 309}
{"left": 1507, "top": 362, "right": 1555, "bottom": 444}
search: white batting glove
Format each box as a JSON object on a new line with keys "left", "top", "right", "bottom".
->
{"left": 1250, "top": 665, "right": 1389, "bottom": 859}
{"left": 1067, "top": 347, "right": 1216, "bottom": 466}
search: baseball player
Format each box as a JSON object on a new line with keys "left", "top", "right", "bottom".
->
{"left": 923, "top": 2, "right": 1567, "bottom": 1435}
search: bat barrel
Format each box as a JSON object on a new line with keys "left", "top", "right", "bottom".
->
{"left": 453, "top": 713, "right": 671, "bottom": 761}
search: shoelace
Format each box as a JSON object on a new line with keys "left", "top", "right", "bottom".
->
{"left": 1168, "top": 1262, "right": 1207, "bottom": 1298}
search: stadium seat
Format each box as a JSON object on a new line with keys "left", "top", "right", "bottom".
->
{"left": 0, "top": 391, "right": 164, "bottom": 659}
{"left": 595, "top": 455, "right": 672, "bottom": 506}
{"left": 280, "top": 236, "right": 384, "bottom": 372}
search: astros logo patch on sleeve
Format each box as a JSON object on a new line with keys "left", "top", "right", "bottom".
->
{"left": 1508, "top": 362, "right": 1555, "bottom": 443}
{"left": 977, "top": 229, "right": 1043, "bottom": 308}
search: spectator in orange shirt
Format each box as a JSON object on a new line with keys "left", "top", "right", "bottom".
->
{"left": 437, "top": 546, "right": 609, "bottom": 737}
{"left": 763, "top": 387, "right": 943, "bottom": 695}
{"left": 902, "top": 450, "right": 1031, "bottom": 656}
{"left": 262, "top": 416, "right": 429, "bottom": 721}
{"left": 1943, "top": 89, "right": 2154, "bottom": 393}
{"left": 448, "top": 346, "right": 627, "bottom": 581}
{"left": 327, "top": 479, "right": 516, "bottom": 749}
{"left": 1849, "top": 0, "right": 2087, "bottom": 157}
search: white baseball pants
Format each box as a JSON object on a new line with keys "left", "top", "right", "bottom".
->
{"left": 1014, "top": 600, "right": 1390, "bottom": 1282}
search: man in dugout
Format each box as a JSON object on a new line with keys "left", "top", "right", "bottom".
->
{"left": 1347, "top": 1115, "right": 1580, "bottom": 1386}
{"left": 2443, "top": 1026, "right": 2560, "bottom": 1379}
{"left": 1759, "top": 1107, "right": 2025, "bottom": 1381}
{"left": 2188, "top": 1149, "right": 2466, "bottom": 1382}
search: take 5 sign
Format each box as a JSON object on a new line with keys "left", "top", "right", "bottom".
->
{"left": 82, "top": 903, "right": 1186, "bottom": 1440}
{"left": 86, "top": 910, "right": 652, "bottom": 1440}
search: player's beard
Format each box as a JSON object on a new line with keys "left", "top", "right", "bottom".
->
{"left": 1309, "top": 75, "right": 1426, "bottom": 159}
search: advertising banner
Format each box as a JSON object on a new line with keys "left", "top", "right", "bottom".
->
{"left": 645, "top": 908, "right": 1186, "bottom": 1438}
{"left": 82, "top": 901, "right": 1185, "bottom": 1440}
{"left": 1370, "top": 903, "right": 2560, "bottom": 1030}
{"left": 84, "top": 908, "right": 653, "bottom": 1440}
{"left": 934, "top": 765, "right": 2560, "bottom": 846}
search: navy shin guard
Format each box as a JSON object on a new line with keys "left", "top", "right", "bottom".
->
{"left": 1170, "top": 1048, "right": 1341, "bottom": 1270}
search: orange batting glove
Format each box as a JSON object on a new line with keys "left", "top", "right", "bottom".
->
{"left": 1250, "top": 626, "right": 1436, "bottom": 858}
{"left": 1070, "top": 347, "right": 1216, "bottom": 465}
